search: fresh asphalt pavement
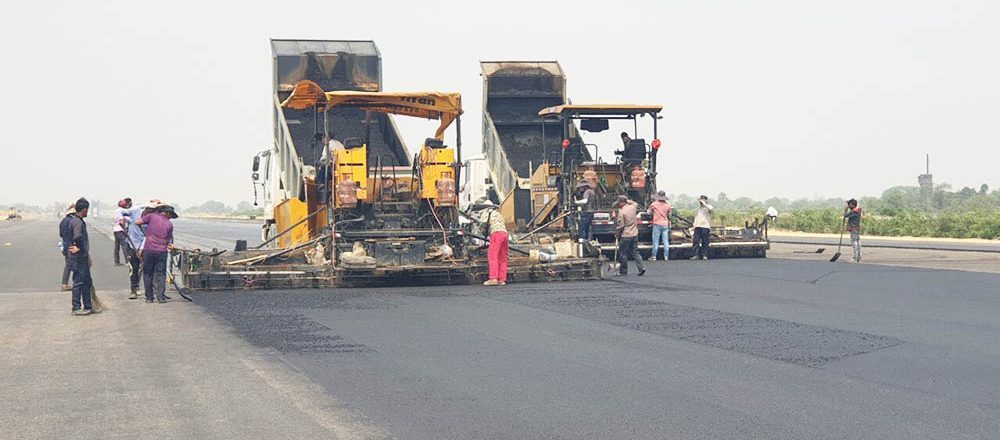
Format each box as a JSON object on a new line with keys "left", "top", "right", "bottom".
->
{"left": 3, "top": 218, "right": 1000, "bottom": 439}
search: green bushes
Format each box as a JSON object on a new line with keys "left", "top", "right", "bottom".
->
{"left": 770, "top": 209, "right": 1000, "bottom": 239}
{"left": 665, "top": 183, "right": 1000, "bottom": 240}
{"left": 675, "top": 206, "right": 1000, "bottom": 240}
{"left": 770, "top": 208, "right": 844, "bottom": 234}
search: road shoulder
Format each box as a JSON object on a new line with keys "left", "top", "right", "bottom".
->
{"left": 0, "top": 290, "right": 387, "bottom": 440}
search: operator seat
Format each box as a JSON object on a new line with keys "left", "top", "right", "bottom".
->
{"left": 344, "top": 137, "right": 364, "bottom": 149}
{"left": 623, "top": 139, "right": 646, "bottom": 168}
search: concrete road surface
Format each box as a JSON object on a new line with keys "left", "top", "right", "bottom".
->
{"left": 0, "top": 219, "right": 384, "bottom": 439}
{"left": 3, "top": 218, "right": 1000, "bottom": 439}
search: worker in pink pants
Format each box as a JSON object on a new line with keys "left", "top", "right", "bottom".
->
{"left": 473, "top": 198, "right": 509, "bottom": 286}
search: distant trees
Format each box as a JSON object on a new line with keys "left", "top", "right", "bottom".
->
{"left": 189, "top": 200, "right": 232, "bottom": 214}
{"left": 667, "top": 182, "right": 1000, "bottom": 239}
{"left": 775, "top": 183, "right": 1000, "bottom": 239}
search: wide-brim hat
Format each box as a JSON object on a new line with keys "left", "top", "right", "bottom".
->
{"left": 575, "top": 179, "right": 593, "bottom": 188}
{"left": 158, "top": 205, "right": 179, "bottom": 219}
{"left": 654, "top": 193, "right": 668, "bottom": 202}
{"left": 149, "top": 200, "right": 178, "bottom": 219}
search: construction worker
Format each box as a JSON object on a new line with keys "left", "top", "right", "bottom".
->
{"left": 614, "top": 195, "right": 645, "bottom": 276}
{"left": 574, "top": 179, "right": 596, "bottom": 242}
{"left": 136, "top": 202, "right": 177, "bottom": 303}
{"left": 58, "top": 203, "right": 76, "bottom": 291}
{"left": 691, "top": 195, "right": 713, "bottom": 260}
{"left": 845, "top": 198, "right": 862, "bottom": 262}
{"left": 619, "top": 132, "right": 631, "bottom": 148}
{"left": 473, "top": 198, "right": 509, "bottom": 286}
{"left": 61, "top": 198, "right": 94, "bottom": 315}
{"left": 614, "top": 132, "right": 630, "bottom": 162}
{"left": 112, "top": 198, "right": 132, "bottom": 266}
{"left": 647, "top": 190, "right": 672, "bottom": 260}
{"left": 121, "top": 203, "right": 149, "bottom": 299}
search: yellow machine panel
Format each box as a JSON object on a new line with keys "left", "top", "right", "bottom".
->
{"left": 334, "top": 146, "right": 368, "bottom": 207}
{"left": 274, "top": 198, "right": 312, "bottom": 248}
{"left": 419, "top": 145, "right": 456, "bottom": 203}
{"left": 273, "top": 181, "right": 329, "bottom": 247}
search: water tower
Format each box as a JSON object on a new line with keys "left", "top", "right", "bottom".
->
{"left": 917, "top": 153, "right": 933, "bottom": 191}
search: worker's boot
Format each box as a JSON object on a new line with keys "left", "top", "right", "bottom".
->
{"left": 128, "top": 288, "right": 138, "bottom": 300}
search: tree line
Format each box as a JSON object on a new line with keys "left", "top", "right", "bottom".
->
{"left": 669, "top": 183, "right": 1000, "bottom": 240}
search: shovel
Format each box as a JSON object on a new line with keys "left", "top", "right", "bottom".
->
{"left": 830, "top": 218, "right": 847, "bottom": 262}
{"left": 607, "top": 237, "right": 620, "bottom": 273}
{"left": 167, "top": 252, "right": 194, "bottom": 301}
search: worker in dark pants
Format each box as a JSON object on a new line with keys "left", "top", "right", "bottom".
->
{"left": 122, "top": 204, "right": 148, "bottom": 299}
{"left": 614, "top": 195, "right": 645, "bottom": 276}
{"left": 58, "top": 203, "right": 76, "bottom": 291}
{"left": 574, "top": 179, "right": 596, "bottom": 242}
{"left": 690, "top": 195, "right": 714, "bottom": 260}
{"left": 112, "top": 198, "right": 132, "bottom": 266}
{"left": 61, "top": 198, "right": 94, "bottom": 315}
{"left": 136, "top": 202, "right": 177, "bottom": 303}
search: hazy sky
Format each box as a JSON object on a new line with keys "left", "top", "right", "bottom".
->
{"left": 2, "top": 0, "right": 998, "bottom": 208}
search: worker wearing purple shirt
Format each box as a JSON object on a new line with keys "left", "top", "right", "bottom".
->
{"left": 136, "top": 204, "right": 177, "bottom": 303}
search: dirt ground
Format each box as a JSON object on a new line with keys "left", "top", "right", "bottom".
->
{"left": 769, "top": 242, "right": 1000, "bottom": 274}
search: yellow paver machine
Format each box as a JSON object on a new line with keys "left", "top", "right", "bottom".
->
{"left": 174, "top": 41, "right": 599, "bottom": 290}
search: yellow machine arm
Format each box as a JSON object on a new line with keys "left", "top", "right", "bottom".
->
{"left": 281, "top": 80, "right": 464, "bottom": 207}
{"left": 282, "top": 80, "right": 462, "bottom": 138}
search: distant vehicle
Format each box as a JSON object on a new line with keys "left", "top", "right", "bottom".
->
{"left": 7, "top": 208, "right": 21, "bottom": 220}
{"left": 459, "top": 155, "right": 493, "bottom": 210}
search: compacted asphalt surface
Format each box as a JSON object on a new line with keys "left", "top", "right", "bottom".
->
{"left": 3, "top": 218, "right": 1000, "bottom": 439}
